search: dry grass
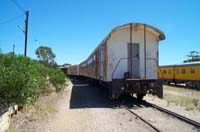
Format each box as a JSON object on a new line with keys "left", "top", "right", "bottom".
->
{"left": 9, "top": 79, "right": 70, "bottom": 132}
{"left": 164, "top": 85, "right": 200, "bottom": 111}
{"left": 9, "top": 92, "right": 63, "bottom": 132}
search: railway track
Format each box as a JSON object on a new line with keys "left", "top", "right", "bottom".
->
{"left": 122, "top": 99, "right": 200, "bottom": 132}
{"left": 123, "top": 105, "right": 161, "bottom": 132}
{"left": 149, "top": 103, "right": 200, "bottom": 129}
{"left": 165, "top": 84, "right": 200, "bottom": 90}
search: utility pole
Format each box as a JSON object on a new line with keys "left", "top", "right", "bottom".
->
{"left": 24, "top": 10, "right": 29, "bottom": 57}
{"left": 13, "top": 44, "right": 15, "bottom": 54}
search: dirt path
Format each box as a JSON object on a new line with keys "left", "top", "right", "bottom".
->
{"left": 39, "top": 81, "right": 155, "bottom": 132}
{"left": 41, "top": 82, "right": 95, "bottom": 132}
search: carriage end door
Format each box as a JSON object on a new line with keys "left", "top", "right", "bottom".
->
{"left": 128, "top": 43, "right": 140, "bottom": 78}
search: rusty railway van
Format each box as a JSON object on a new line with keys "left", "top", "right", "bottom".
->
{"left": 71, "top": 23, "right": 165, "bottom": 100}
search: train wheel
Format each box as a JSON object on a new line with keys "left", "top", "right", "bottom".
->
{"left": 136, "top": 94, "right": 145, "bottom": 100}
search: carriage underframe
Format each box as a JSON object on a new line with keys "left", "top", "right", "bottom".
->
{"left": 72, "top": 75, "right": 163, "bottom": 100}
{"left": 111, "top": 78, "right": 163, "bottom": 100}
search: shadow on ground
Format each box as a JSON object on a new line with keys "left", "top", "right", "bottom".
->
{"left": 69, "top": 79, "right": 151, "bottom": 109}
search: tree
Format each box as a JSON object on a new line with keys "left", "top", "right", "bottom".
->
{"left": 183, "top": 50, "right": 200, "bottom": 63}
{"left": 35, "top": 46, "right": 56, "bottom": 66}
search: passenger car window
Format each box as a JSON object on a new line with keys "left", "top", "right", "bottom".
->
{"left": 176, "top": 69, "right": 179, "bottom": 74}
{"left": 163, "top": 70, "right": 166, "bottom": 74}
{"left": 190, "top": 68, "right": 195, "bottom": 74}
{"left": 181, "top": 68, "right": 186, "bottom": 74}
{"left": 168, "top": 69, "right": 172, "bottom": 74}
{"left": 93, "top": 55, "right": 96, "bottom": 62}
{"left": 100, "top": 47, "right": 104, "bottom": 62}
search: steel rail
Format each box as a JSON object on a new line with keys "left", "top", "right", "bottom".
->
{"left": 149, "top": 103, "right": 200, "bottom": 129}
{"left": 123, "top": 106, "right": 161, "bottom": 132}
{"left": 165, "top": 84, "right": 200, "bottom": 90}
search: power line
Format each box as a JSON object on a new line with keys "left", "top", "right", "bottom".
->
{"left": 0, "top": 14, "right": 24, "bottom": 24}
{"left": 6, "top": 0, "right": 29, "bottom": 57}
{"left": 0, "top": 0, "right": 25, "bottom": 24}
{"left": 10, "top": 0, "right": 25, "bottom": 13}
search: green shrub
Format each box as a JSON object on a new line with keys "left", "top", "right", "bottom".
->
{"left": 48, "top": 67, "right": 66, "bottom": 92}
{"left": 0, "top": 53, "right": 66, "bottom": 105}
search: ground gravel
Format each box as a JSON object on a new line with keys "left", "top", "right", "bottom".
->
{"left": 144, "top": 87, "right": 200, "bottom": 123}
{"left": 40, "top": 81, "right": 155, "bottom": 132}
{"left": 10, "top": 81, "right": 200, "bottom": 132}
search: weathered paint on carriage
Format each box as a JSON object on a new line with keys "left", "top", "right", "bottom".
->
{"left": 107, "top": 24, "right": 162, "bottom": 81}
{"left": 78, "top": 23, "right": 165, "bottom": 82}
{"left": 67, "top": 23, "right": 165, "bottom": 99}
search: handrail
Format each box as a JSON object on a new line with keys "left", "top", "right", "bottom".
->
{"left": 111, "top": 58, "right": 126, "bottom": 80}
{"left": 146, "top": 58, "right": 158, "bottom": 66}
{"left": 111, "top": 57, "right": 157, "bottom": 80}
{"left": 111, "top": 57, "right": 139, "bottom": 80}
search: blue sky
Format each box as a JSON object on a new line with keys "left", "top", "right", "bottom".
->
{"left": 0, "top": 0, "right": 199, "bottom": 65}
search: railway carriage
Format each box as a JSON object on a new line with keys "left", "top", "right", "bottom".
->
{"left": 159, "top": 63, "right": 200, "bottom": 88}
{"left": 69, "top": 23, "right": 166, "bottom": 100}
{"left": 60, "top": 66, "right": 68, "bottom": 75}
{"left": 67, "top": 64, "right": 79, "bottom": 76}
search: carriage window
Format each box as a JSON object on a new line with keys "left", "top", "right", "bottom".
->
{"left": 190, "top": 68, "right": 195, "bottom": 74}
{"left": 100, "top": 47, "right": 104, "bottom": 62}
{"left": 163, "top": 70, "right": 166, "bottom": 74}
{"left": 93, "top": 55, "right": 96, "bottom": 62}
{"left": 81, "top": 63, "right": 86, "bottom": 68}
{"left": 176, "top": 69, "right": 179, "bottom": 74}
{"left": 181, "top": 68, "right": 186, "bottom": 74}
{"left": 168, "top": 69, "right": 172, "bottom": 74}
{"left": 87, "top": 57, "right": 93, "bottom": 65}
